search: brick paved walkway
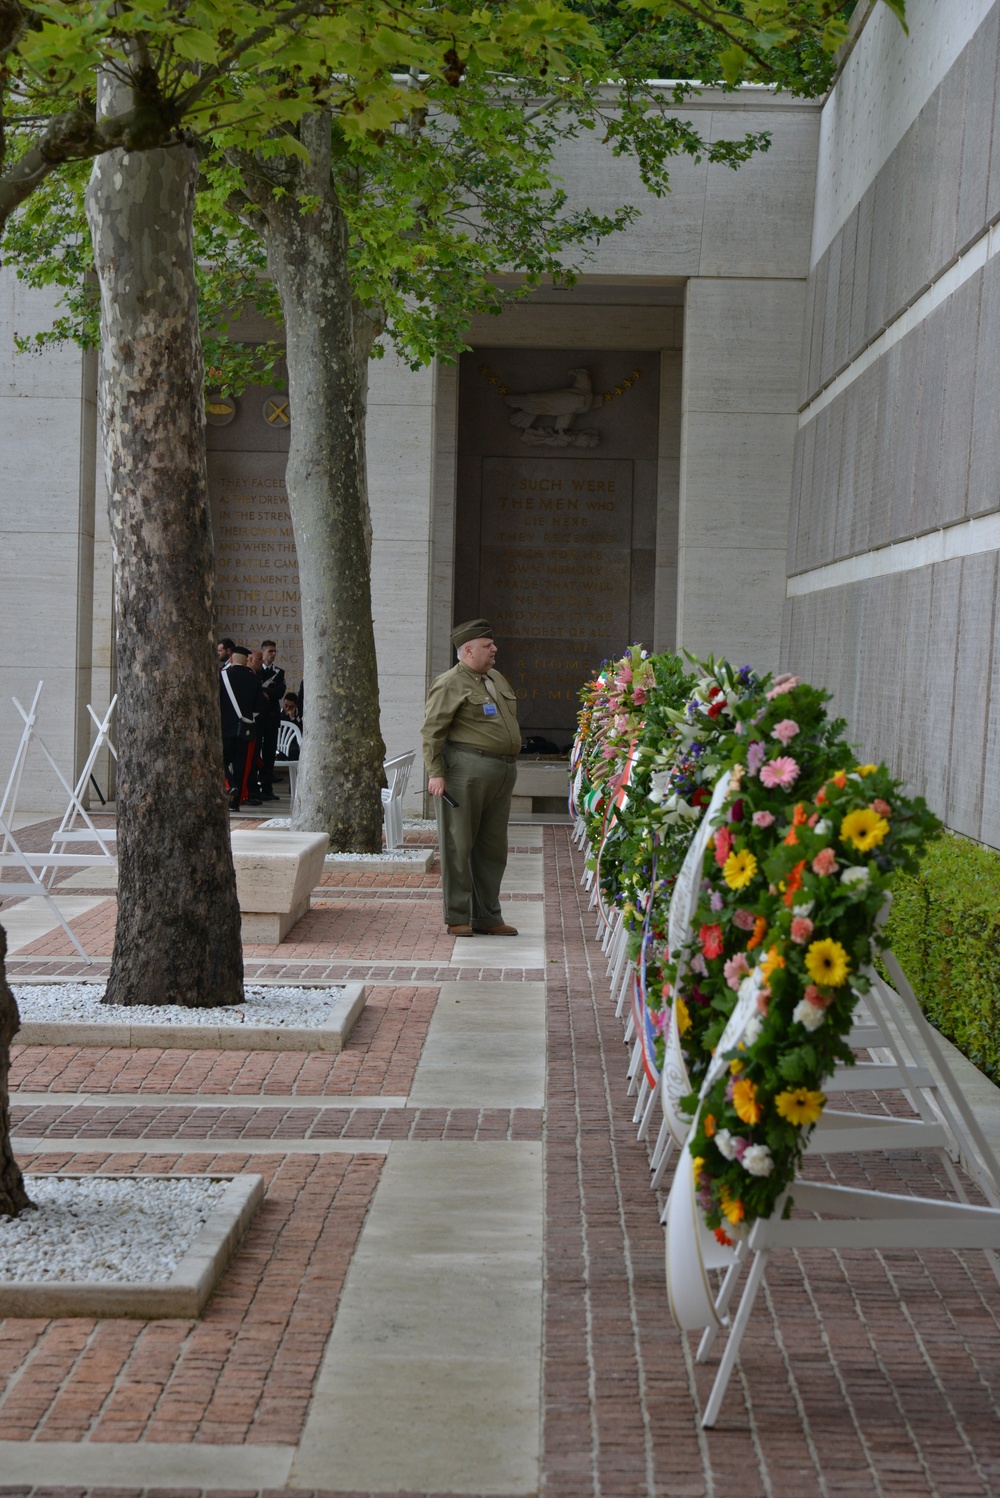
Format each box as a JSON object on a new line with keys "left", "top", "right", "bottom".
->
{"left": 0, "top": 822, "right": 999, "bottom": 1497}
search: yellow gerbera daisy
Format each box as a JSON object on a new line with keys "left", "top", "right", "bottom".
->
{"left": 855, "top": 763, "right": 878, "bottom": 776}
{"left": 761, "top": 945, "right": 786, "bottom": 980}
{"left": 775, "top": 1087, "right": 826, "bottom": 1127}
{"left": 732, "top": 1077, "right": 763, "bottom": 1125}
{"left": 839, "top": 807, "right": 890, "bottom": 851}
{"left": 722, "top": 848, "right": 758, "bottom": 891}
{"left": 675, "top": 995, "right": 691, "bottom": 1036}
{"left": 719, "top": 1186, "right": 745, "bottom": 1225}
{"left": 804, "top": 938, "right": 850, "bottom": 988}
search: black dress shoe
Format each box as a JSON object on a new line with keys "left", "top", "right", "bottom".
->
{"left": 245, "top": 798, "right": 263, "bottom": 806}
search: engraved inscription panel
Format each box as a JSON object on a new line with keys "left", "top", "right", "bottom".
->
{"left": 208, "top": 450, "right": 303, "bottom": 683}
{"left": 478, "top": 456, "right": 632, "bottom": 729}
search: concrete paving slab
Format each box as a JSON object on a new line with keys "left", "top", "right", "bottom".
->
{"left": 448, "top": 901, "right": 545, "bottom": 967}
{"left": 500, "top": 851, "right": 545, "bottom": 895}
{"left": 0, "top": 895, "right": 105, "bottom": 951}
{"left": 290, "top": 1140, "right": 542, "bottom": 1496}
{"left": 56, "top": 863, "right": 118, "bottom": 889}
{"left": 0, "top": 1441, "right": 294, "bottom": 1487}
{"left": 408, "top": 981, "right": 546, "bottom": 1109}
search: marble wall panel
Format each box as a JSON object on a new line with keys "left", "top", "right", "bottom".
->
{"left": 865, "top": 154, "right": 896, "bottom": 341}
{"left": 968, "top": 255, "right": 1000, "bottom": 518}
{"left": 921, "top": 559, "right": 963, "bottom": 819}
{"left": 468, "top": 304, "right": 681, "bottom": 352}
{"left": 653, "top": 565, "right": 677, "bottom": 653}
{"left": 946, "top": 552, "right": 997, "bottom": 837}
{"left": 902, "top": 94, "right": 939, "bottom": 304}
{"left": 684, "top": 280, "right": 805, "bottom": 416}
{"left": 883, "top": 119, "right": 917, "bottom": 327}
{"left": 911, "top": 304, "right": 949, "bottom": 537}
{"left": 700, "top": 107, "right": 820, "bottom": 280}
{"left": 367, "top": 404, "right": 436, "bottom": 544}
{"left": 987, "top": 10, "right": 1000, "bottom": 225}
{"left": 0, "top": 275, "right": 85, "bottom": 399}
{"left": 957, "top": 5, "right": 1000, "bottom": 252}
{"left": 820, "top": 399, "right": 845, "bottom": 569}
{"left": 806, "top": 249, "right": 829, "bottom": 400}
{"left": 786, "top": 429, "right": 805, "bottom": 577}
{"left": 869, "top": 342, "right": 897, "bottom": 550}
{"left": 791, "top": 422, "right": 815, "bottom": 574}
{"left": 849, "top": 186, "right": 876, "bottom": 364}
{"left": 0, "top": 397, "right": 93, "bottom": 529}
{"left": 833, "top": 206, "right": 858, "bottom": 378}
{"left": 680, "top": 413, "right": 797, "bottom": 552}
{"left": 798, "top": 265, "right": 818, "bottom": 410}
{"left": 980, "top": 577, "right": 1000, "bottom": 847}
{"left": 939, "top": 271, "right": 982, "bottom": 524}
{"left": 819, "top": 232, "right": 843, "bottom": 391}
{"left": 850, "top": 363, "right": 882, "bottom": 558}
{"left": 676, "top": 544, "right": 787, "bottom": 672}
{"left": 805, "top": 408, "right": 829, "bottom": 575}
{"left": 832, "top": 384, "right": 858, "bottom": 562}
{"left": 928, "top": 52, "right": 967, "bottom": 278}
{"left": 895, "top": 566, "right": 935, "bottom": 794}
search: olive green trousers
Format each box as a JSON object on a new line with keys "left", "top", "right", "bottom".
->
{"left": 436, "top": 743, "right": 516, "bottom": 928}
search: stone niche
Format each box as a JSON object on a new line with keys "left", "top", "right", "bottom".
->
{"left": 455, "top": 348, "right": 659, "bottom": 741}
{"left": 205, "top": 375, "right": 301, "bottom": 687}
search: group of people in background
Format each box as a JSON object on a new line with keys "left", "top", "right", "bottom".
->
{"left": 217, "top": 638, "right": 302, "bottom": 811}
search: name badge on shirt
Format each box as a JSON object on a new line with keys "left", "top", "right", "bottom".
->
{"left": 483, "top": 702, "right": 498, "bottom": 716}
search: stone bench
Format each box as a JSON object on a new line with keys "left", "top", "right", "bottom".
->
{"left": 230, "top": 829, "right": 329, "bottom": 942}
{"left": 511, "top": 757, "right": 570, "bottom": 815}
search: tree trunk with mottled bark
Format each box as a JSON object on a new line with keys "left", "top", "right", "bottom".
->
{"left": 0, "top": 925, "right": 31, "bottom": 1216}
{"left": 86, "top": 142, "right": 244, "bottom": 1005}
{"left": 240, "top": 120, "right": 385, "bottom": 850}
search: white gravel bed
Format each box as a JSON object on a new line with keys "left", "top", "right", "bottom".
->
{"left": 324, "top": 849, "right": 430, "bottom": 863}
{"left": 0, "top": 1175, "right": 227, "bottom": 1283}
{"left": 13, "top": 983, "right": 345, "bottom": 1029}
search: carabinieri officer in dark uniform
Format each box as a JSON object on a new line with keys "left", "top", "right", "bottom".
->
{"left": 421, "top": 619, "right": 522, "bottom": 937}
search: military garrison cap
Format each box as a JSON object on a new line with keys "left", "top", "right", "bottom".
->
{"left": 451, "top": 618, "right": 494, "bottom": 647}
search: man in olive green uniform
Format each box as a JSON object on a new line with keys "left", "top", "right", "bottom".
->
{"left": 422, "top": 619, "right": 521, "bottom": 936}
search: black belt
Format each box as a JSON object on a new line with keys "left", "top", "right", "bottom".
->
{"left": 447, "top": 741, "right": 518, "bottom": 764}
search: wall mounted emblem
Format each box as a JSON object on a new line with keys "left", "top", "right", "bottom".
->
{"left": 263, "top": 396, "right": 291, "bottom": 428}
{"left": 205, "top": 394, "right": 237, "bottom": 426}
{"left": 477, "top": 362, "right": 643, "bottom": 449}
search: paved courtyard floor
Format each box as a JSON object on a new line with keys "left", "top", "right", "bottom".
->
{"left": 2, "top": 813, "right": 1000, "bottom": 1497}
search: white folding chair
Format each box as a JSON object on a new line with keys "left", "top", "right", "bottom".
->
{"left": 274, "top": 720, "right": 302, "bottom": 804}
{"left": 382, "top": 751, "right": 415, "bottom": 851}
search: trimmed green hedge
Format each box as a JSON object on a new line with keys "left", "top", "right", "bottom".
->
{"left": 885, "top": 830, "right": 1000, "bottom": 1082}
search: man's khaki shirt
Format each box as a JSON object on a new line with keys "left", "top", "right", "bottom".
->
{"left": 421, "top": 662, "right": 521, "bottom": 776}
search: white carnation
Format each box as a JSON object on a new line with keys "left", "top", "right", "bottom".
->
{"left": 742, "top": 1144, "right": 775, "bottom": 1177}
{"left": 743, "top": 1012, "right": 763, "bottom": 1046}
{"left": 841, "top": 865, "right": 870, "bottom": 888}
{"left": 792, "top": 901, "right": 814, "bottom": 918}
{"left": 793, "top": 998, "right": 826, "bottom": 1031}
{"left": 814, "top": 818, "right": 832, "bottom": 836}
{"left": 714, "top": 1128, "right": 738, "bottom": 1161}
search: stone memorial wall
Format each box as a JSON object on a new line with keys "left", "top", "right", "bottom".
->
{"left": 205, "top": 378, "right": 301, "bottom": 686}
{"left": 456, "top": 348, "right": 660, "bottom": 737}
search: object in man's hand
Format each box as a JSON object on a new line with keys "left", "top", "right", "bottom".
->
{"left": 442, "top": 791, "right": 460, "bottom": 808}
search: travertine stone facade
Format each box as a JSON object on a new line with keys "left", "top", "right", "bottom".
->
{"left": 784, "top": 0, "right": 1000, "bottom": 845}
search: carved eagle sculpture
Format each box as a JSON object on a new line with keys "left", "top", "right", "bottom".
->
{"left": 503, "top": 367, "right": 597, "bottom": 433}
